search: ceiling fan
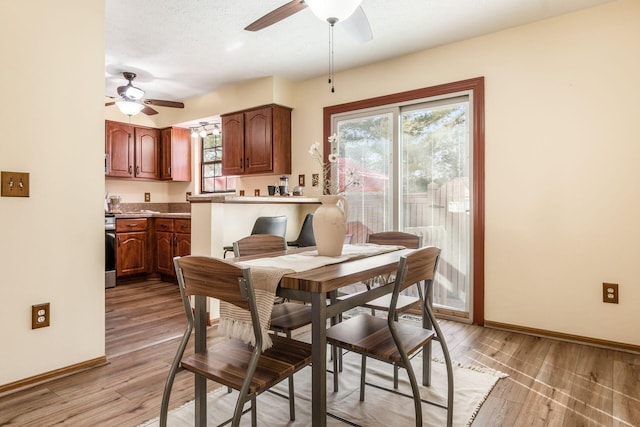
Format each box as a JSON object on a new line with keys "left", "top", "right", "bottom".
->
{"left": 105, "top": 72, "right": 185, "bottom": 116}
{"left": 245, "top": 0, "right": 373, "bottom": 43}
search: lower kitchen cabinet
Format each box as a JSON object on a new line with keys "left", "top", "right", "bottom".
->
{"left": 155, "top": 218, "right": 191, "bottom": 277}
{"left": 116, "top": 218, "right": 149, "bottom": 277}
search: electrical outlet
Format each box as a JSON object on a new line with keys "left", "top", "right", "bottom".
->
{"left": 32, "top": 303, "right": 50, "bottom": 329}
{"left": 602, "top": 283, "right": 619, "bottom": 304}
{"left": 186, "top": 191, "right": 192, "bottom": 201}
{"left": 312, "top": 174, "right": 319, "bottom": 187}
{"left": 144, "top": 192, "right": 151, "bottom": 202}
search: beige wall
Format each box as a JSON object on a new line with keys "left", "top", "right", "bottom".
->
{"left": 2, "top": 0, "right": 638, "bottom": 389}
{"left": 0, "top": 1, "right": 105, "bottom": 384}
{"left": 285, "top": 0, "right": 640, "bottom": 346}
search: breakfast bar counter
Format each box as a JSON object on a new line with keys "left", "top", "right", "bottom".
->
{"left": 188, "top": 193, "right": 321, "bottom": 321}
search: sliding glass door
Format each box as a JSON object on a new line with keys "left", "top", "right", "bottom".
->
{"left": 333, "top": 94, "right": 472, "bottom": 318}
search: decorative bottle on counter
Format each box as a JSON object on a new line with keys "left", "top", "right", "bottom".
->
{"left": 312, "top": 195, "right": 348, "bottom": 256}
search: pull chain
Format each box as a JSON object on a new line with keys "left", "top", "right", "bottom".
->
{"left": 330, "top": 22, "right": 335, "bottom": 93}
{"left": 327, "top": 18, "right": 337, "bottom": 93}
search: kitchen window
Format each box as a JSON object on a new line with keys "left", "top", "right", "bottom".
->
{"left": 201, "top": 133, "right": 235, "bottom": 193}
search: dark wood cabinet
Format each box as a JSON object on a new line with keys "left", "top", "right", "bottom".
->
{"left": 105, "top": 121, "right": 134, "bottom": 177}
{"left": 134, "top": 126, "right": 160, "bottom": 179}
{"left": 115, "top": 218, "right": 149, "bottom": 277}
{"left": 155, "top": 218, "right": 191, "bottom": 277}
{"left": 105, "top": 121, "right": 164, "bottom": 181}
{"left": 160, "top": 127, "right": 191, "bottom": 181}
{"left": 221, "top": 104, "right": 291, "bottom": 176}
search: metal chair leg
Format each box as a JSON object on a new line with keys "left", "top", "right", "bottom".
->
{"left": 333, "top": 344, "right": 339, "bottom": 392}
{"left": 251, "top": 395, "right": 257, "bottom": 427}
{"left": 359, "top": 354, "right": 367, "bottom": 401}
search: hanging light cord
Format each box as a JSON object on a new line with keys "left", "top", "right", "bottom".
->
{"left": 327, "top": 18, "right": 337, "bottom": 93}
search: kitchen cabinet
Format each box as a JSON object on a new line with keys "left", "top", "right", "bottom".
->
{"left": 116, "top": 218, "right": 149, "bottom": 277}
{"left": 105, "top": 120, "right": 160, "bottom": 180}
{"left": 221, "top": 104, "right": 291, "bottom": 176}
{"left": 155, "top": 218, "right": 191, "bottom": 277}
{"left": 160, "top": 127, "right": 191, "bottom": 181}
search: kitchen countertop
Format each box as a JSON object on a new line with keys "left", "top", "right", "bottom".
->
{"left": 188, "top": 194, "right": 321, "bottom": 204}
{"left": 112, "top": 211, "right": 191, "bottom": 219}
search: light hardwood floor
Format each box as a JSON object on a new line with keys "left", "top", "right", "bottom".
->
{"left": 0, "top": 279, "right": 638, "bottom": 426}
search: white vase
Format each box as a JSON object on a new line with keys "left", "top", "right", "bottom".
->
{"left": 313, "top": 195, "right": 348, "bottom": 256}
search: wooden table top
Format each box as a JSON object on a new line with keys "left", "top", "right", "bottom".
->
{"left": 278, "top": 248, "right": 412, "bottom": 294}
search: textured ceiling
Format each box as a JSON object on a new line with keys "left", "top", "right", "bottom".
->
{"left": 105, "top": 0, "right": 616, "bottom": 107}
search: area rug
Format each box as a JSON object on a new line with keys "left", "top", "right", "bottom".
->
{"left": 140, "top": 350, "right": 507, "bottom": 427}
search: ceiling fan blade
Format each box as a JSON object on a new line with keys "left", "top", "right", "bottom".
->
{"left": 142, "top": 105, "right": 158, "bottom": 115}
{"left": 245, "top": 0, "right": 307, "bottom": 31}
{"left": 105, "top": 101, "right": 115, "bottom": 107}
{"left": 342, "top": 6, "right": 373, "bottom": 43}
{"left": 144, "top": 99, "right": 184, "bottom": 108}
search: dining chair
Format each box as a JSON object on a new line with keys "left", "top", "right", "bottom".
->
{"left": 233, "top": 233, "right": 288, "bottom": 257}
{"left": 287, "top": 213, "right": 316, "bottom": 247}
{"left": 159, "top": 255, "right": 312, "bottom": 427}
{"left": 326, "top": 246, "right": 454, "bottom": 427}
{"left": 223, "top": 215, "right": 288, "bottom": 257}
{"left": 335, "top": 231, "right": 424, "bottom": 387}
{"left": 232, "top": 233, "right": 313, "bottom": 418}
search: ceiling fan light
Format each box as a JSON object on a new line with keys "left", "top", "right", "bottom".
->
{"left": 124, "top": 85, "right": 144, "bottom": 100}
{"left": 191, "top": 128, "right": 199, "bottom": 138}
{"left": 116, "top": 100, "right": 144, "bottom": 116}
{"left": 199, "top": 128, "right": 207, "bottom": 138}
{"left": 306, "top": 0, "right": 362, "bottom": 23}
{"left": 212, "top": 124, "right": 220, "bottom": 135}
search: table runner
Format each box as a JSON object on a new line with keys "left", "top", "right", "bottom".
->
{"left": 219, "top": 244, "right": 404, "bottom": 351}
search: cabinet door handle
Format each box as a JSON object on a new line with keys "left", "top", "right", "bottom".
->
{"left": 117, "top": 236, "right": 120, "bottom": 247}
{"left": 136, "top": 165, "right": 140, "bottom": 175}
{"left": 239, "top": 157, "right": 242, "bottom": 167}
{"left": 245, "top": 157, "right": 249, "bottom": 167}
{"left": 129, "top": 165, "right": 133, "bottom": 175}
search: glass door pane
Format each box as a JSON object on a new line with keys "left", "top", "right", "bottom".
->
{"left": 334, "top": 112, "right": 394, "bottom": 243}
{"left": 400, "top": 98, "right": 470, "bottom": 314}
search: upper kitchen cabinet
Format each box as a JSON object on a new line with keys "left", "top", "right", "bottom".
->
{"left": 160, "top": 127, "right": 191, "bottom": 181}
{"left": 221, "top": 104, "right": 292, "bottom": 176}
{"left": 105, "top": 120, "right": 160, "bottom": 179}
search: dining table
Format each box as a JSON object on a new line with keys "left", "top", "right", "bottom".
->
{"left": 232, "top": 244, "right": 414, "bottom": 427}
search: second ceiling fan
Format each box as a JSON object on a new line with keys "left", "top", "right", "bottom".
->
{"left": 105, "top": 72, "right": 185, "bottom": 116}
{"left": 245, "top": 0, "right": 373, "bottom": 43}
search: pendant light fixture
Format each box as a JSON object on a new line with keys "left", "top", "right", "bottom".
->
{"left": 116, "top": 100, "right": 144, "bottom": 116}
{"left": 306, "top": 0, "right": 362, "bottom": 93}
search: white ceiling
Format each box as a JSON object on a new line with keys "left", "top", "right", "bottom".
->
{"left": 105, "top": 0, "right": 615, "bottom": 111}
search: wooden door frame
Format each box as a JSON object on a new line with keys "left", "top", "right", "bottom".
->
{"left": 322, "top": 77, "right": 485, "bottom": 324}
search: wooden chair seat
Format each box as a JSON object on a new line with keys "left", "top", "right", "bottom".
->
{"left": 364, "top": 293, "right": 421, "bottom": 314}
{"left": 326, "top": 314, "right": 434, "bottom": 363}
{"left": 181, "top": 335, "right": 311, "bottom": 394}
{"left": 270, "top": 303, "right": 312, "bottom": 334}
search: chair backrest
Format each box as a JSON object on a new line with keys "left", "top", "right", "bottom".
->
{"left": 367, "top": 231, "right": 422, "bottom": 249}
{"left": 233, "top": 234, "right": 287, "bottom": 257}
{"left": 174, "top": 256, "right": 253, "bottom": 310}
{"left": 293, "top": 213, "right": 316, "bottom": 247}
{"left": 394, "top": 246, "right": 440, "bottom": 296}
{"left": 173, "top": 255, "right": 264, "bottom": 354}
{"left": 251, "top": 216, "right": 287, "bottom": 237}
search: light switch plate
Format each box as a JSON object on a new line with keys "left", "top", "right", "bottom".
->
{"left": 1, "top": 171, "right": 30, "bottom": 197}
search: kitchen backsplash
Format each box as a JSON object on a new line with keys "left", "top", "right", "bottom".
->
{"left": 117, "top": 202, "right": 190, "bottom": 213}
